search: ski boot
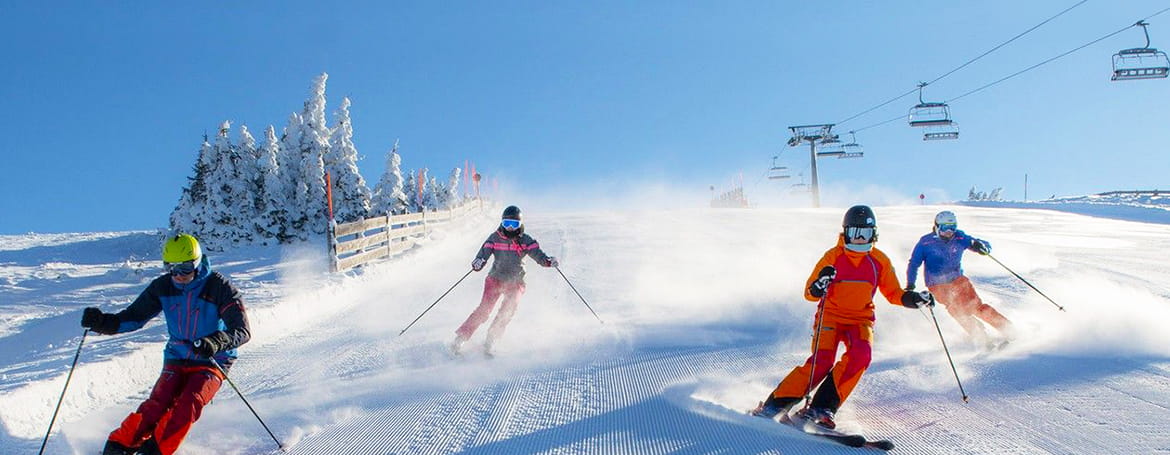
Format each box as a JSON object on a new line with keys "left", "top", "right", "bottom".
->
{"left": 749, "top": 396, "right": 798, "bottom": 419}
{"left": 449, "top": 335, "right": 467, "bottom": 357}
{"left": 796, "top": 407, "right": 837, "bottom": 430}
{"left": 101, "top": 441, "right": 135, "bottom": 455}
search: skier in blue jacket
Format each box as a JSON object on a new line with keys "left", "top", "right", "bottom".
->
{"left": 906, "top": 211, "right": 1013, "bottom": 348}
{"left": 82, "top": 234, "right": 250, "bottom": 455}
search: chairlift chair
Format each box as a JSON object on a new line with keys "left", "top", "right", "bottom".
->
{"left": 838, "top": 151, "right": 864, "bottom": 159}
{"left": 841, "top": 131, "right": 863, "bottom": 155}
{"left": 1112, "top": 21, "right": 1169, "bottom": 81}
{"left": 908, "top": 83, "right": 955, "bottom": 127}
{"left": 923, "top": 121, "right": 960, "bottom": 141}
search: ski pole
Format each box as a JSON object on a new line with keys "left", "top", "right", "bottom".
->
{"left": 399, "top": 269, "right": 474, "bottom": 336}
{"left": 927, "top": 306, "right": 969, "bottom": 403}
{"left": 802, "top": 300, "right": 828, "bottom": 410}
{"left": 203, "top": 352, "right": 285, "bottom": 452}
{"left": 39, "top": 329, "right": 88, "bottom": 455}
{"left": 986, "top": 254, "right": 1065, "bottom": 312}
{"left": 555, "top": 266, "right": 603, "bottom": 324}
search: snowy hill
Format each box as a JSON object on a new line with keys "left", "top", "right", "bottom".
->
{"left": 960, "top": 190, "right": 1170, "bottom": 225}
{"left": 3, "top": 204, "right": 1170, "bottom": 454}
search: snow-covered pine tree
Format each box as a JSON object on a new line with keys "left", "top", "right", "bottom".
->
{"left": 403, "top": 169, "right": 418, "bottom": 213}
{"left": 325, "top": 97, "right": 372, "bottom": 223}
{"left": 445, "top": 167, "right": 462, "bottom": 209}
{"left": 371, "top": 141, "right": 409, "bottom": 215}
{"left": 170, "top": 136, "right": 214, "bottom": 238}
{"left": 253, "top": 125, "right": 289, "bottom": 243}
{"left": 279, "top": 112, "right": 305, "bottom": 237}
{"left": 296, "top": 73, "right": 330, "bottom": 238}
{"left": 202, "top": 121, "right": 254, "bottom": 248}
{"left": 425, "top": 174, "right": 442, "bottom": 211}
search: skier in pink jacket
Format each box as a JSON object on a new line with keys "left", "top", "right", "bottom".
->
{"left": 452, "top": 205, "right": 557, "bottom": 356}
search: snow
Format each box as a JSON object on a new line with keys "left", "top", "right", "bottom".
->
{"left": 3, "top": 200, "right": 1170, "bottom": 454}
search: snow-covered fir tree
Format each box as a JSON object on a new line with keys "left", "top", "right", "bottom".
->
{"left": 202, "top": 121, "right": 254, "bottom": 248}
{"left": 445, "top": 167, "right": 462, "bottom": 209}
{"left": 403, "top": 169, "right": 418, "bottom": 213}
{"left": 170, "top": 137, "right": 214, "bottom": 238}
{"left": 325, "top": 97, "right": 371, "bottom": 223}
{"left": 278, "top": 112, "right": 304, "bottom": 235}
{"left": 371, "top": 141, "right": 409, "bottom": 215}
{"left": 295, "top": 73, "right": 331, "bottom": 238}
{"left": 425, "top": 174, "right": 442, "bottom": 211}
{"left": 253, "top": 125, "right": 288, "bottom": 243}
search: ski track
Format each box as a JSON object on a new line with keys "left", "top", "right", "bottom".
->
{"left": 6, "top": 207, "right": 1170, "bottom": 454}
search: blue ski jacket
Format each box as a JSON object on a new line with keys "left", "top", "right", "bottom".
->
{"left": 104, "top": 256, "right": 250, "bottom": 370}
{"left": 906, "top": 229, "right": 989, "bottom": 289}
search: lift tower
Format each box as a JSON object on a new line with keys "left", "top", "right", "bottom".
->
{"left": 787, "top": 124, "right": 836, "bottom": 208}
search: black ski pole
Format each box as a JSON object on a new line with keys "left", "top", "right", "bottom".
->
{"left": 555, "top": 266, "right": 603, "bottom": 324}
{"left": 986, "top": 254, "right": 1065, "bottom": 312}
{"left": 399, "top": 269, "right": 474, "bottom": 336}
{"left": 39, "top": 329, "right": 88, "bottom": 455}
{"left": 927, "top": 306, "right": 969, "bottom": 403}
{"left": 204, "top": 352, "right": 285, "bottom": 452}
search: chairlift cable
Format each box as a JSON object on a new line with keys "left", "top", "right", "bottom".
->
{"left": 926, "top": 0, "right": 1089, "bottom": 87}
{"left": 852, "top": 113, "right": 906, "bottom": 133}
{"left": 946, "top": 6, "right": 1170, "bottom": 104}
{"left": 835, "top": 0, "right": 1088, "bottom": 128}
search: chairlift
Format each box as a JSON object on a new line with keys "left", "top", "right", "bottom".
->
{"left": 768, "top": 156, "right": 791, "bottom": 180}
{"left": 841, "top": 131, "right": 863, "bottom": 155}
{"left": 908, "top": 82, "right": 955, "bottom": 127}
{"left": 1112, "top": 21, "right": 1170, "bottom": 81}
{"left": 838, "top": 151, "right": 864, "bottom": 159}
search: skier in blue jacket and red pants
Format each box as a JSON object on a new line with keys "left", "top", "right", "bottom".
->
{"left": 907, "top": 211, "right": 1014, "bottom": 348}
{"left": 82, "top": 234, "right": 250, "bottom": 455}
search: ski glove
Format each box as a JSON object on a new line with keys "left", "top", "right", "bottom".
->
{"left": 81, "top": 307, "right": 119, "bottom": 334}
{"left": 193, "top": 331, "right": 229, "bottom": 358}
{"left": 808, "top": 266, "right": 837, "bottom": 298}
{"left": 901, "top": 290, "right": 936, "bottom": 308}
{"left": 970, "top": 240, "right": 991, "bottom": 255}
{"left": 544, "top": 257, "right": 559, "bottom": 268}
{"left": 904, "top": 283, "right": 916, "bottom": 291}
{"left": 471, "top": 257, "right": 487, "bottom": 271}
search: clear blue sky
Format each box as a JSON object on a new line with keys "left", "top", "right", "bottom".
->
{"left": 2, "top": 1, "right": 1167, "bottom": 234}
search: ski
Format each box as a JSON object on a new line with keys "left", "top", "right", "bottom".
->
{"left": 779, "top": 413, "right": 895, "bottom": 451}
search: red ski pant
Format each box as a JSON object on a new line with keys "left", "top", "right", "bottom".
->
{"left": 770, "top": 320, "right": 872, "bottom": 410}
{"left": 108, "top": 364, "right": 223, "bottom": 455}
{"left": 456, "top": 276, "right": 525, "bottom": 344}
{"left": 929, "top": 275, "right": 1013, "bottom": 341}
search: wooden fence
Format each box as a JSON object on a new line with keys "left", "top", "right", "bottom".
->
{"left": 328, "top": 200, "right": 481, "bottom": 272}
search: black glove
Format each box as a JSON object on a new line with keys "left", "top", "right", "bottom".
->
{"left": 901, "top": 290, "right": 936, "bottom": 308}
{"left": 970, "top": 240, "right": 991, "bottom": 255}
{"left": 544, "top": 257, "right": 559, "bottom": 268}
{"left": 808, "top": 266, "right": 837, "bottom": 298}
{"left": 904, "top": 283, "right": 916, "bottom": 291}
{"left": 81, "top": 307, "right": 103, "bottom": 329}
{"left": 471, "top": 257, "right": 487, "bottom": 271}
{"left": 81, "top": 307, "right": 118, "bottom": 333}
{"left": 193, "top": 332, "right": 227, "bottom": 358}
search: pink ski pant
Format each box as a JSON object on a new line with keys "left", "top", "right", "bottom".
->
{"left": 456, "top": 276, "right": 525, "bottom": 343}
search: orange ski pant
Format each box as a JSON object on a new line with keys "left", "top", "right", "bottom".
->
{"left": 929, "top": 275, "right": 1012, "bottom": 340}
{"left": 769, "top": 319, "right": 873, "bottom": 409}
{"left": 108, "top": 364, "right": 223, "bottom": 455}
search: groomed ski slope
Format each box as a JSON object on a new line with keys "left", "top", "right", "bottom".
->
{"left": 4, "top": 205, "right": 1170, "bottom": 454}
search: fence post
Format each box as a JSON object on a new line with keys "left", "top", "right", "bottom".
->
{"left": 327, "top": 219, "right": 339, "bottom": 273}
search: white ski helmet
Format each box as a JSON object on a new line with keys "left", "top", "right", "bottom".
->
{"left": 934, "top": 211, "right": 958, "bottom": 235}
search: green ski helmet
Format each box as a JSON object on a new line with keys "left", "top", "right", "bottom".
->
{"left": 163, "top": 234, "right": 202, "bottom": 264}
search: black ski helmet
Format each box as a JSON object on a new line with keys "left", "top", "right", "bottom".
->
{"left": 842, "top": 205, "right": 878, "bottom": 243}
{"left": 502, "top": 205, "right": 522, "bottom": 220}
{"left": 842, "top": 205, "right": 876, "bottom": 228}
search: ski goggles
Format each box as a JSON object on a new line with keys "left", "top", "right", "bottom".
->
{"left": 936, "top": 223, "right": 958, "bottom": 233}
{"left": 165, "top": 260, "right": 198, "bottom": 276}
{"left": 501, "top": 219, "right": 522, "bottom": 230}
{"left": 845, "top": 226, "right": 876, "bottom": 242}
